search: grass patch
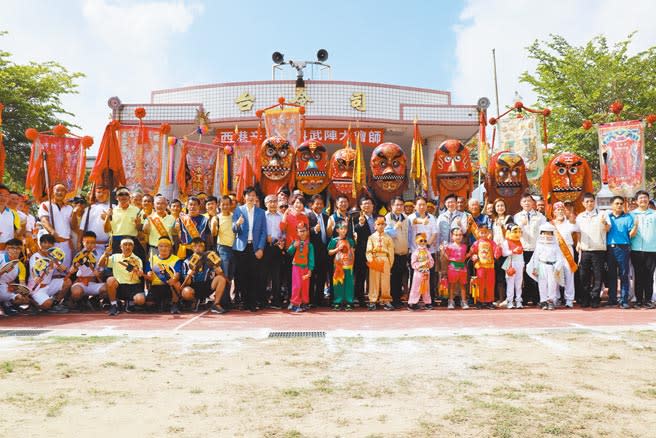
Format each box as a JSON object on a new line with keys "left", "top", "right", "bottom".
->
{"left": 50, "top": 336, "right": 120, "bottom": 344}
{"left": 606, "top": 353, "right": 621, "bottom": 360}
{"left": 282, "top": 388, "right": 302, "bottom": 397}
{"left": 312, "top": 377, "right": 333, "bottom": 393}
{"left": 1, "top": 359, "right": 41, "bottom": 375}
{"left": 189, "top": 387, "right": 203, "bottom": 394}
{"left": 46, "top": 394, "right": 68, "bottom": 417}
{"left": 634, "top": 387, "right": 656, "bottom": 399}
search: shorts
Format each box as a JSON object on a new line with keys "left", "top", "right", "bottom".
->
{"left": 147, "top": 284, "right": 172, "bottom": 304}
{"left": 30, "top": 278, "right": 65, "bottom": 306}
{"left": 117, "top": 283, "right": 143, "bottom": 301}
{"left": 0, "top": 283, "right": 17, "bottom": 302}
{"left": 190, "top": 281, "right": 212, "bottom": 300}
{"left": 72, "top": 281, "right": 105, "bottom": 296}
{"left": 447, "top": 267, "right": 468, "bottom": 286}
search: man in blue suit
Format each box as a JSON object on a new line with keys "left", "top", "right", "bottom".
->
{"left": 232, "top": 186, "right": 267, "bottom": 311}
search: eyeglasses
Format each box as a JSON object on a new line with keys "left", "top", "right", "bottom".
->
{"left": 280, "top": 205, "right": 288, "bottom": 209}
{"left": 418, "top": 239, "right": 427, "bottom": 243}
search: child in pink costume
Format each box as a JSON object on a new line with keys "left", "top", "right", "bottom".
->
{"left": 409, "top": 233, "right": 434, "bottom": 310}
{"left": 441, "top": 227, "right": 469, "bottom": 310}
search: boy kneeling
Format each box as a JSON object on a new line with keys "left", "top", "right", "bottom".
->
{"left": 180, "top": 237, "right": 227, "bottom": 314}
{"left": 69, "top": 231, "right": 107, "bottom": 310}
{"left": 98, "top": 238, "right": 145, "bottom": 316}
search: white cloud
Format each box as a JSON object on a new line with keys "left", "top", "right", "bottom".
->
{"left": 1, "top": 0, "right": 203, "bottom": 154}
{"left": 451, "top": 0, "right": 656, "bottom": 112}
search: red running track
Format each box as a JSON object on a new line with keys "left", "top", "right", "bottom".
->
{"left": 0, "top": 307, "right": 655, "bottom": 332}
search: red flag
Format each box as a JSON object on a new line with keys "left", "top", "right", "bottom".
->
{"left": 236, "top": 156, "right": 255, "bottom": 203}
{"left": 89, "top": 121, "right": 126, "bottom": 189}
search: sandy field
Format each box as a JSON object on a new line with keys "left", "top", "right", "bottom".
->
{"left": 0, "top": 329, "right": 655, "bottom": 437}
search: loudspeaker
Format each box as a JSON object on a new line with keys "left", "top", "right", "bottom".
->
{"left": 317, "top": 49, "right": 328, "bottom": 62}
{"left": 272, "top": 52, "right": 285, "bottom": 64}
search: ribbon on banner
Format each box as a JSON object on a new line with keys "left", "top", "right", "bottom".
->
{"left": 598, "top": 120, "right": 645, "bottom": 197}
{"left": 118, "top": 126, "right": 163, "bottom": 194}
{"left": 497, "top": 114, "right": 544, "bottom": 185}
{"left": 176, "top": 140, "right": 219, "bottom": 197}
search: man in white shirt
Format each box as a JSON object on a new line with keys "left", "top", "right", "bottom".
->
{"left": 74, "top": 184, "right": 112, "bottom": 258}
{"left": 513, "top": 193, "right": 546, "bottom": 305}
{"left": 576, "top": 192, "right": 610, "bottom": 308}
{"left": 386, "top": 196, "right": 410, "bottom": 308}
{"left": 38, "top": 184, "right": 73, "bottom": 268}
{"left": 264, "top": 194, "right": 284, "bottom": 308}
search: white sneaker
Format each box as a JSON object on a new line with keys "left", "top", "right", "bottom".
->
{"left": 506, "top": 301, "right": 514, "bottom": 309}
{"left": 515, "top": 302, "right": 523, "bottom": 309}
{"left": 461, "top": 301, "right": 469, "bottom": 310}
{"left": 565, "top": 300, "right": 574, "bottom": 308}
{"left": 448, "top": 300, "right": 455, "bottom": 310}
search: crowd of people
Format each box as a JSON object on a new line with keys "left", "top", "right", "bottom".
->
{"left": 1, "top": 181, "right": 655, "bottom": 317}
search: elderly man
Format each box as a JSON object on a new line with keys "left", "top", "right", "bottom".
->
{"left": 142, "top": 195, "right": 176, "bottom": 259}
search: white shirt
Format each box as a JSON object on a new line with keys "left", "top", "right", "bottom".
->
{"left": 576, "top": 209, "right": 607, "bottom": 251}
{"left": 513, "top": 210, "right": 546, "bottom": 251}
{"left": 80, "top": 202, "right": 111, "bottom": 243}
{"left": 408, "top": 213, "right": 438, "bottom": 253}
{"left": 38, "top": 202, "right": 72, "bottom": 239}
{"left": 0, "top": 208, "right": 18, "bottom": 244}
{"left": 265, "top": 211, "right": 283, "bottom": 242}
{"left": 554, "top": 220, "right": 579, "bottom": 246}
{"left": 246, "top": 205, "right": 255, "bottom": 242}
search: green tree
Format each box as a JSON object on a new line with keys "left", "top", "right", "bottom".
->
{"left": 0, "top": 31, "right": 84, "bottom": 189}
{"left": 520, "top": 33, "right": 656, "bottom": 182}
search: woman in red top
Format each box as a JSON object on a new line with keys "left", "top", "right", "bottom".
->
{"left": 280, "top": 195, "right": 309, "bottom": 248}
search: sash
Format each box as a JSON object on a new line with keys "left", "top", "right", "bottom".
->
{"left": 553, "top": 227, "right": 578, "bottom": 273}
{"left": 418, "top": 271, "right": 429, "bottom": 294}
{"left": 149, "top": 215, "right": 170, "bottom": 238}
{"left": 180, "top": 214, "right": 200, "bottom": 239}
{"left": 466, "top": 213, "right": 480, "bottom": 239}
{"left": 470, "top": 276, "right": 480, "bottom": 303}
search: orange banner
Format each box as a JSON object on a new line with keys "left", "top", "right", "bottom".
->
{"left": 27, "top": 134, "right": 86, "bottom": 201}
{"left": 215, "top": 128, "right": 385, "bottom": 147}
{"left": 118, "top": 126, "right": 163, "bottom": 194}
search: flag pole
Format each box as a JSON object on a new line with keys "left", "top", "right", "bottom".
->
{"left": 492, "top": 48, "right": 500, "bottom": 117}
{"left": 42, "top": 150, "right": 55, "bottom": 229}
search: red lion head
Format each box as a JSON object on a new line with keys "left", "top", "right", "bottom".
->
{"left": 484, "top": 151, "right": 529, "bottom": 213}
{"left": 328, "top": 146, "right": 361, "bottom": 205}
{"left": 430, "top": 139, "right": 473, "bottom": 206}
{"left": 259, "top": 136, "right": 294, "bottom": 194}
{"left": 295, "top": 139, "right": 328, "bottom": 195}
{"left": 541, "top": 152, "right": 593, "bottom": 216}
{"left": 369, "top": 142, "right": 407, "bottom": 202}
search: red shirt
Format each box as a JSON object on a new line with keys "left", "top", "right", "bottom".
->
{"left": 280, "top": 211, "right": 309, "bottom": 247}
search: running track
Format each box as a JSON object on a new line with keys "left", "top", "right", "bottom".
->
{"left": 1, "top": 307, "right": 655, "bottom": 332}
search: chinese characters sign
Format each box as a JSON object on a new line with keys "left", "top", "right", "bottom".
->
{"left": 214, "top": 128, "right": 384, "bottom": 147}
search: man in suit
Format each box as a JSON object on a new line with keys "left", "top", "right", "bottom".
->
{"left": 354, "top": 195, "right": 377, "bottom": 307}
{"left": 308, "top": 194, "right": 329, "bottom": 307}
{"left": 232, "top": 186, "right": 267, "bottom": 311}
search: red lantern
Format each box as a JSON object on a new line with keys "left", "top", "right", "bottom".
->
{"left": 489, "top": 117, "right": 497, "bottom": 125}
{"left": 514, "top": 101, "right": 524, "bottom": 110}
{"left": 134, "top": 107, "right": 146, "bottom": 119}
{"left": 299, "top": 106, "right": 305, "bottom": 115}
{"left": 81, "top": 136, "right": 94, "bottom": 149}
{"left": 645, "top": 114, "right": 656, "bottom": 128}
{"left": 543, "top": 108, "right": 551, "bottom": 117}
{"left": 25, "top": 128, "right": 39, "bottom": 141}
{"left": 582, "top": 120, "right": 593, "bottom": 130}
{"left": 224, "top": 145, "right": 233, "bottom": 155}
{"left": 52, "top": 124, "right": 69, "bottom": 137}
{"left": 609, "top": 100, "right": 623, "bottom": 115}
{"left": 278, "top": 97, "right": 285, "bottom": 105}
{"left": 160, "top": 123, "right": 171, "bottom": 135}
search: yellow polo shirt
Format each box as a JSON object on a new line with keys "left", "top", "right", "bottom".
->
{"left": 217, "top": 214, "right": 235, "bottom": 247}
{"left": 111, "top": 204, "right": 141, "bottom": 236}
{"left": 107, "top": 253, "right": 143, "bottom": 285}
{"left": 143, "top": 213, "right": 176, "bottom": 247}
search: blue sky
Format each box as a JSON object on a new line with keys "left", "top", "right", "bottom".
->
{"left": 2, "top": 0, "right": 655, "bottom": 149}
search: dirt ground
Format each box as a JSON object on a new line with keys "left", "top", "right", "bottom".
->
{"left": 1, "top": 329, "right": 655, "bottom": 437}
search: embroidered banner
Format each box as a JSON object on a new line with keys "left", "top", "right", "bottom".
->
{"left": 215, "top": 141, "right": 257, "bottom": 194}
{"left": 214, "top": 127, "right": 385, "bottom": 147}
{"left": 34, "top": 134, "right": 86, "bottom": 199}
{"left": 598, "top": 120, "right": 645, "bottom": 197}
{"left": 497, "top": 114, "right": 544, "bottom": 185}
{"left": 178, "top": 140, "right": 219, "bottom": 197}
{"left": 118, "top": 126, "right": 163, "bottom": 194}
{"left": 263, "top": 107, "right": 302, "bottom": 149}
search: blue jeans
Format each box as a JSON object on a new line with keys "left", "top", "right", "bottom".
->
{"left": 607, "top": 245, "right": 631, "bottom": 305}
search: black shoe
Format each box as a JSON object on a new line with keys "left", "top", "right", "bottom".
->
{"left": 424, "top": 304, "right": 433, "bottom": 310}
{"left": 209, "top": 303, "right": 227, "bottom": 314}
{"left": 344, "top": 304, "right": 353, "bottom": 311}
{"left": 332, "top": 304, "right": 341, "bottom": 311}
{"left": 108, "top": 304, "right": 119, "bottom": 316}
{"left": 591, "top": 301, "right": 600, "bottom": 309}
{"left": 367, "top": 303, "right": 376, "bottom": 311}
{"left": 383, "top": 303, "right": 394, "bottom": 311}
{"left": 3, "top": 305, "right": 18, "bottom": 316}
{"left": 170, "top": 303, "right": 181, "bottom": 314}
{"left": 48, "top": 303, "right": 69, "bottom": 314}
{"left": 270, "top": 303, "right": 282, "bottom": 310}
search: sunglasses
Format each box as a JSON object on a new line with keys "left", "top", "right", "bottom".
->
{"left": 418, "top": 239, "right": 427, "bottom": 243}
{"left": 280, "top": 205, "right": 288, "bottom": 209}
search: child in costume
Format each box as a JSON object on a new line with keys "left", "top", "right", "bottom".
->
{"left": 327, "top": 222, "right": 355, "bottom": 311}
{"left": 144, "top": 237, "right": 183, "bottom": 314}
{"left": 527, "top": 223, "right": 566, "bottom": 310}
{"left": 501, "top": 223, "right": 524, "bottom": 309}
{"left": 69, "top": 231, "right": 107, "bottom": 310}
{"left": 409, "top": 233, "right": 433, "bottom": 310}
{"left": 468, "top": 224, "right": 501, "bottom": 309}
{"left": 441, "top": 227, "right": 469, "bottom": 310}
{"left": 287, "top": 223, "right": 314, "bottom": 313}
{"left": 366, "top": 217, "right": 395, "bottom": 311}
{"left": 180, "top": 237, "right": 227, "bottom": 314}
{"left": 0, "top": 239, "right": 30, "bottom": 316}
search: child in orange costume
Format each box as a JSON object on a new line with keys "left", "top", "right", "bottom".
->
{"left": 467, "top": 224, "right": 501, "bottom": 309}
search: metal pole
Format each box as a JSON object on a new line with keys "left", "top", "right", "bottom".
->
{"left": 492, "top": 49, "right": 501, "bottom": 117}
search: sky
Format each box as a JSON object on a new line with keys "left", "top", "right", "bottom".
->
{"left": 2, "top": 0, "right": 656, "bottom": 153}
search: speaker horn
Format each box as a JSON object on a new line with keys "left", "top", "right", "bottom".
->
{"left": 477, "top": 97, "right": 491, "bottom": 111}
{"left": 316, "top": 49, "right": 328, "bottom": 62}
{"left": 272, "top": 52, "right": 285, "bottom": 64}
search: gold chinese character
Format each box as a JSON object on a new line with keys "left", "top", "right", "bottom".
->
{"left": 291, "top": 87, "right": 313, "bottom": 106}
{"left": 350, "top": 92, "right": 366, "bottom": 112}
{"left": 235, "top": 92, "right": 255, "bottom": 112}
